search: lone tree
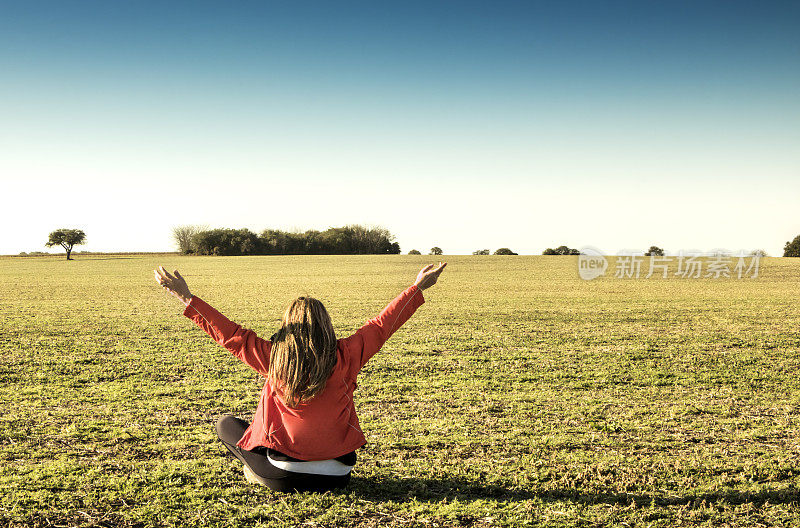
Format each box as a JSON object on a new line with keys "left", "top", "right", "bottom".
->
{"left": 429, "top": 247, "right": 443, "bottom": 255}
{"left": 784, "top": 235, "right": 800, "bottom": 257}
{"left": 494, "top": 248, "right": 518, "bottom": 255}
{"left": 473, "top": 249, "right": 490, "bottom": 255}
{"left": 408, "top": 249, "right": 421, "bottom": 255}
{"left": 46, "top": 229, "right": 86, "bottom": 260}
{"left": 645, "top": 246, "right": 665, "bottom": 256}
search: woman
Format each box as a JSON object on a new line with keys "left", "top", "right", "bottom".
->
{"left": 154, "top": 262, "right": 447, "bottom": 492}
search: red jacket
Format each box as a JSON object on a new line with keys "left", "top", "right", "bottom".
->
{"left": 183, "top": 284, "right": 425, "bottom": 460}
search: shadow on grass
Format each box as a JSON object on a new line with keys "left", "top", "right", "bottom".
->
{"left": 347, "top": 476, "right": 800, "bottom": 506}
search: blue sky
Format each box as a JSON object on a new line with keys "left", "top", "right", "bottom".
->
{"left": 1, "top": 1, "right": 798, "bottom": 255}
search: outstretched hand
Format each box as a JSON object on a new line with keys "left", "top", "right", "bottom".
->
{"left": 154, "top": 266, "right": 193, "bottom": 305}
{"left": 414, "top": 261, "right": 447, "bottom": 291}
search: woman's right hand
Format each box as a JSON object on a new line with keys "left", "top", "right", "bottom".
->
{"left": 154, "top": 266, "right": 193, "bottom": 305}
{"left": 414, "top": 262, "right": 447, "bottom": 291}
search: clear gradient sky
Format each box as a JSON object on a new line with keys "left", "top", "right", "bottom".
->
{"left": 1, "top": 1, "right": 798, "bottom": 255}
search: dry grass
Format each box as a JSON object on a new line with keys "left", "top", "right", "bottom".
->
{"left": 1, "top": 254, "right": 799, "bottom": 527}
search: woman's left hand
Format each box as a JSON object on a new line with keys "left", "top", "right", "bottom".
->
{"left": 154, "top": 266, "right": 193, "bottom": 305}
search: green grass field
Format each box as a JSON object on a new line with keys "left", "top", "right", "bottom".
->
{"left": 2, "top": 254, "right": 799, "bottom": 527}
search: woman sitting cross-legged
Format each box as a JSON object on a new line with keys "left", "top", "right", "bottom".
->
{"left": 153, "top": 262, "right": 446, "bottom": 493}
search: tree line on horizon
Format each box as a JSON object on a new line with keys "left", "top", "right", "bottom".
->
{"left": 541, "top": 245, "right": 775, "bottom": 257}
{"left": 27, "top": 229, "right": 800, "bottom": 259}
{"left": 172, "top": 224, "right": 401, "bottom": 256}
{"left": 470, "top": 248, "right": 518, "bottom": 255}
{"left": 542, "top": 245, "right": 581, "bottom": 255}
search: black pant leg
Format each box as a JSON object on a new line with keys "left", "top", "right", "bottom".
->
{"left": 214, "top": 415, "right": 352, "bottom": 493}
{"left": 215, "top": 415, "right": 290, "bottom": 480}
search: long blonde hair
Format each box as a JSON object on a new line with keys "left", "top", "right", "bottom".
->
{"left": 268, "top": 296, "right": 338, "bottom": 408}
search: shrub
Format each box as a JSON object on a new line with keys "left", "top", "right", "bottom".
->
{"left": 543, "top": 245, "right": 579, "bottom": 255}
{"left": 784, "top": 235, "right": 800, "bottom": 257}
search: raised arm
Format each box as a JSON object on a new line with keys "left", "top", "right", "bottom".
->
{"left": 183, "top": 297, "right": 271, "bottom": 376}
{"left": 154, "top": 266, "right": 271, "bottom": 376}
{"left": 344, "top": 262, "right": 446, "bottom": 370}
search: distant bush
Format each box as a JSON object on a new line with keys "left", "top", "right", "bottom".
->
{"left": 784, "top": 235, "right": 800, "bottom": 257}
{"left": 473, "top": 249, "right": 490, "bottom": 255}
{"left": 188, "top": 224, "right": 401, "bottom": 256}
{"left": 193, "top": 228, "right": 261, "bottom": 256}
{"left": 543, "top": 245, "right": 579, "bottom": 255}
{"left": 172, "top": 225, "right": 207, "bottom": 254}
{"left": 751, "top": 249, "right": 768, "bottom": 257}
{"left": 645, "top": 246, "right": 665, "bottom": 256}
{"left": 494, "top": 248, "right": 518, "bottom": 255}
{"left": 408, "top": 249, "right": 421, "bottom": 255}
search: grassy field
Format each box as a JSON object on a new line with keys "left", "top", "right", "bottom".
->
{"left": 1, "top": 254, "right": 799, "bottom": 527}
